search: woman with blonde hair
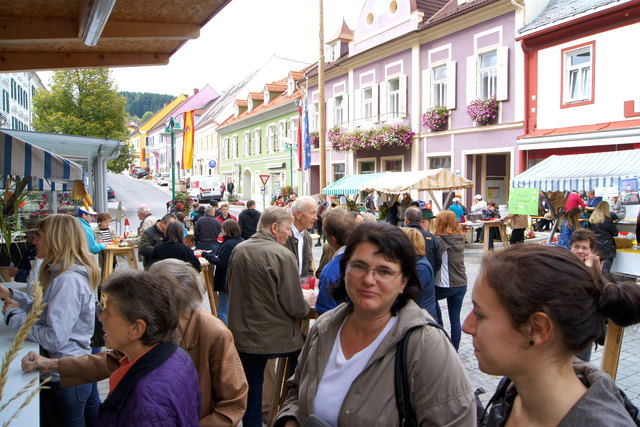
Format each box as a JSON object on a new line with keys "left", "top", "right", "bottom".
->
{"left": 1, "top": 213, "right": 100, "bottom": 426}
{"left": 588, "top": 201, "right": 618, "bottom": 274}
{"left": 433, "top": 210, "right": 467, "bottom": 350}
{"left": 401, "top": 227, "right": 437, "bottom": 319}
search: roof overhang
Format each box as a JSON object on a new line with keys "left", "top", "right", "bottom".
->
{"left": 0, "top": 0, "right": 232, "bottom": 72}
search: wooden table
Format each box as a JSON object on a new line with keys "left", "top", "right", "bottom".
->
{"left": 0, "top": 283, "right": 40, "bottom": 426}
{"left": 198, "top": 257, "right": 217, "bottom": 316}
{"left": 102, "top": 245, "right": 139, "bottom": 278}
{"left": 481, "top": 220, "right": 510, "bottom": 253}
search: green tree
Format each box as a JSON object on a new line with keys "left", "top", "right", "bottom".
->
{"left": 32, "top": 69, "right": 132, "bottom": 173}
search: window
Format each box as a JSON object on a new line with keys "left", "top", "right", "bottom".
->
{"left": 564, "top": 46, "right": 592, "bottom": 103}
{"left": 243, "top": 132, "right": 250, "bottom": 156}
{"left": 332, "top": 163, "right": 345, "bottom": 182}
{"left": 289, "top": 118, "right": 298, "bottom": 147}
{"left": 2, "top": 90, "right": 8, "bottom": 112}
{"left": 429, "top": 156, "right": 451, "bottom": 170}
{"left": 334, "top": 95, "right": 344, "bottom": 127}
{"left": 362, "top": 87, "right": 373, "bottom": 120}
{"left": 432, "top": 65, "right": 447, "bottom": 107}
{"left": 231, "top": 135, "right": 238, "bottom": 158}
{"left": 253, "top": 129, "right": 261, "bottom": 154}
{"left": 479, "top": 50, "right": 497, "bottom": 99}
{"left": 388, "top": 77, "right": 400, "bottom": 118}
{"left": 277, "top": 122, "right": 286, "bottom": 151}
{"left": 311, "top": 102, "right": 319, "bottom": 132}
{"left": 267, "top": 125, "right": 275, "bottom": 152}
{"left": 358, "top": 160, "right": 376, "bottom": 174}
{"left": 383, "top": 158, "right": 403, "bottom": 171}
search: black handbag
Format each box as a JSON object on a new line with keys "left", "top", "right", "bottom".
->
{"left": 395, "top": 321, "right": 448, "bottom": 427}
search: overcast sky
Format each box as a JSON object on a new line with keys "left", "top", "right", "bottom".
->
{"left": 40, "top": 0, "right": 361, "bottom": 96}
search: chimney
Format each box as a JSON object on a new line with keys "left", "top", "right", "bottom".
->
{"left": 163, "top": 103, "right": 169, "bottom": 108}
{"left": 193, "top": 88, "right": 199, "bottom": 95}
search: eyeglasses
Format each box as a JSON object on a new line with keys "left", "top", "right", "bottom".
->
{"left": 347, "top": 262, "right": 402, "bottom": 282}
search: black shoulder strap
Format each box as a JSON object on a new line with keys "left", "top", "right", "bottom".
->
{"left": 395, "top": 321, "right": 447, "bottom": 427}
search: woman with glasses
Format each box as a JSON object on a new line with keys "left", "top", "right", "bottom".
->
{"left": 275, "top": 222, "right": 475, "bottom": 427}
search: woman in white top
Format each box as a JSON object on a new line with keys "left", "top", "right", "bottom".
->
{"left": 275, "top": 222, "right": 475, "bottom": 427}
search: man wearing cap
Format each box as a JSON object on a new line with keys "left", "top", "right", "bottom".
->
{"left": 471, "top": 194, "right": 488, "bottom": 242}
{"left": 449, "top": 198, "right": 464, "bottom": 222}
{"left": 77, "top": 207, "right": 106, "bottom": 254}
{"left": 405, "top": 207, "right": 441, "bottom": 276}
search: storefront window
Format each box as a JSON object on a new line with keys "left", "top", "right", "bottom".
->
{"left": 332, "top": 163, "right": 345, "bottom": 182}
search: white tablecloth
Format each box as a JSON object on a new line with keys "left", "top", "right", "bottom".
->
{"left": 0, "top": 283, "right": 40, "bottom": 426}
{"left": 612, "top": 249, "right": 640, "bottom": 278}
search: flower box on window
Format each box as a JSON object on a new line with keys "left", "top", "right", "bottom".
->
{"left": 466, "top": 97, "right": 498, "bottom": 125}
{"left": 422, "top": 106, "right": 450, "bottom": 132}
{"left": 328, "top": 125, "right": 415, "bottom": 152}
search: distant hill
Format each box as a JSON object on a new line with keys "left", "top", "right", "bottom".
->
{"left": 120, "top": 91, "right": 175, "bottom": 121}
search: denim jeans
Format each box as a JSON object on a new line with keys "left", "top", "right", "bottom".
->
{"left": 217, "top": 291, "right": 228, "bottom": 325}
{"left": 238, "top": 350, "right": 300, "bottom": 427}
{"left": 41, "top": 382, "right": 92, "bottom": 427}
{"left": 435, "top": 285, "right": 467, "bottom": 351}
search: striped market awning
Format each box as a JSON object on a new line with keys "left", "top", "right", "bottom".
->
{"left": 0, "top": 130, "right": 85, "bottom": 191}
{"left": 360, "top": 169, "right": 473, "bottom": 194}
{"left": 322, "top": 173, "right": 384, "bottom": 195}
{"left": 511, "top": 149, "right": 640, "bottom": 192}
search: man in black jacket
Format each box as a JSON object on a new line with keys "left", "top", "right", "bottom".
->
{"left": 238, "top": 200, "right": 261, "bottom": 240}
{"left": 138, "top": 213, "right": 177, "bottom": 270}
{"left": 405, "top": 206, "right": 441, "bottom": 275}
{"left": 194, "top": 206, "right": 222, "bottom": 251}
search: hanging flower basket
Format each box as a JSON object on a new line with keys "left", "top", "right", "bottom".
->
{"left": 310, "top": 132, "right": 319, "bottom": 149}
{"left": 467, "top": 97, "right": 498, "bottom": 125}
{"left": 422, "top": 106, "right": 450, "bottom": 131}
{"left": 328, "top": 125, "right": 415, "bottom": 152}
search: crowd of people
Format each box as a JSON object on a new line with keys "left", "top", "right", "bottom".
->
{"left": 1, "top": 186, "right": 640, "bottom": 427}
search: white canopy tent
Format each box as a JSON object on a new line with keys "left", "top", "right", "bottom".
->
{"left": 360, "top": 169, "right": 474, "bottom": 210}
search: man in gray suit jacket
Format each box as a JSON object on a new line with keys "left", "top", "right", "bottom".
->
{"left": 284, "top": 196, "right": 317, "bottom": 277}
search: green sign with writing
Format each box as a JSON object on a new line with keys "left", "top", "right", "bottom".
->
{"left": 508, "top": 188, "right": 539, "bottom": 215}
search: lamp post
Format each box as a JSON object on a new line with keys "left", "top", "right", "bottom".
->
{"left": 283, "top": 138, "right": 295, "bottom": 187}
{"left": 162, "top": 117, "right": 183, "bottom": 206}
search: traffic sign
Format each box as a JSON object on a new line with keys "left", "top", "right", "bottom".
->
{"left": 208, "top": 160, "right": 217, "bottom": 168}
{"left": 260, "top": 174, "right": 270, "bottom": 185}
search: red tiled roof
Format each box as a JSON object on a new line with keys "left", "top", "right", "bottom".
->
{"left": 235, "top": 99, "right": 247, "bottom": 107}
{"left": 265, "top": 83, "right": 287, "bottom": 92}
{"left": 328, "top": 19, "right": 354, "bottom": 43}
{"left": 218, "top": 88, "right": 300, "bottom": 129}
{"left": 424, "top": 0, "right": 499, "bottom": 27}
{"left": 518, "top": 119, "right": 640, "bottom": 139}
{"left": 289, "top": 71, "right": 304, "bottom": 80}
{"left": 416, "top": 0, "right": 451, "bottom": 22}
{"left": 248, "top": 92, "right": 262, "bottom": 100}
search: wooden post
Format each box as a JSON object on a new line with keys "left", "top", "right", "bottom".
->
{"left": 318, "top": 0, "right": 326, "bottom": 192}
{"left": 601, "top": 321, "right": 624, "bottom": 380}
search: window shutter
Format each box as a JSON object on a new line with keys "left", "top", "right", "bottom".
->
{"left": 496, "top": 46, "right": 509, "bottom": 101}
{"left": 446, "top": 61, "right": 457, "bottom": 110}
{"left": 466, "top": 55, "right": 477, "bottom": 105}
{"left": 379, "top": 82, "right": 387, "bottom": 120}
{"left": 399, "top": 74, "right": 408, "bottom": 117}
{"left": 327, "top": 97, "right": 335, "bottom": 129}
{"left": 422, "top": 68, "right": 431, "bottom": 112}
{"left": 343, "top": 93, "right": 349, "bottom": 125}
{"left": 354, "top": 89, "right": 362, "bottom": 123}
{"left": 372, "top": 84, "right": 379, "bottom": 120}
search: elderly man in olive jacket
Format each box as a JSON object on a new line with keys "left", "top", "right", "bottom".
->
{"left": 227, "top": 207, "right": 310, "bottom": 427}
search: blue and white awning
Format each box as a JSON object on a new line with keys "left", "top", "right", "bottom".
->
{"left": 0, "top": 130, "right": 85, "bottom": 191}
{"left": 511, "top": 149, "right": 640, "bottom": 192}
{"left": 323, "top": 173, "right": 384, "bottom": 195}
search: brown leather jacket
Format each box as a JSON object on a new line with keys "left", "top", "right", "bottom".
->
{"left": 59, "top": 308, "right": 248, "bottom": 426}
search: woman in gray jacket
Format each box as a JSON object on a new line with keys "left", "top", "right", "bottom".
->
{"left": 434, "top": 210, "right": 467, "bottom": 351}
{"left": 275, "top": 222, "right": 475, "bottom": 427}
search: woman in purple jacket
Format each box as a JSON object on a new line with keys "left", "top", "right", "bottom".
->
{"left": 96, "top": 270, "right": 200, "bottom": 426}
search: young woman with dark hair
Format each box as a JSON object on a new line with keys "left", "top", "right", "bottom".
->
{"left": 557, "top": 207, "right": 583, "bottom": 249}
{"left": 464, "top": 244, "right": 640, "bottom": 426}
{"left": 150, "top": 221, "right": 201, "bottom": 271}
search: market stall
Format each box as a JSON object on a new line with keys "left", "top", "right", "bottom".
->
{"left": 359, "top": 169, "right": 473, "bottom": 211}
{"left": 322, "top": 172, "right": 385, "bottom": 198}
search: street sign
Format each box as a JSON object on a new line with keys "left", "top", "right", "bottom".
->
{"left": 208, "top": 160, "right": 217, "bottom": 168}
{"left": 260, "top": 174, "right": 270, "bottom": 185}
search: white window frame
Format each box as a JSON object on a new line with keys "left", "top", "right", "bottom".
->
{"left": 564, "top": 45, "right": 592, "bottom": 103}
{"left": 253, "top": 128, "right": 261, "bottom": 154}
{"left": 428, "top": 155, "right": 452, "bottom": 171}
{"left": 278, "top": 121, "right": 286, "bottom": 151}
{"left": 311, "top": 102, "right": 319, "bottom": 132}
{"left": 231, "top": 135, "right": 238, "bottom": 159}
{"left": 357, "top": 157, "right": 377, "bottom": 174}
{"left": 267, "top": 124, "right": 275, "bottom": 152}
{"left": 466, "top": 43, "right": 508, "bottom": 103}
{"left": 222, "top": 137, "right": 229, "bottom": 160}
{"left": 387, "top": 77, "right": 400, "bottom": 118}
{"left": 287, "top": 77, "right": 295, "bottom": 96}
{"left": 381, "top": 155, "right": 404, "bottom": 172}
{"left": 289, "top": 118, "right": 299, "bottom": 147}
{"left": 478, "top": 50, "right": 498, "bottom": 99}
{"left": 243, "top": 131, "right": 250, "bottom": 156}
{"left": 379, "top": 67, "right": 407, "bottom": 123}
{"left": 331, "top": 162, "right": 346, "bottom": 182}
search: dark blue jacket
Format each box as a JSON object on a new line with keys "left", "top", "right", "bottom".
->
{"left": 203, "top": 236, "right": 243, "bottom": 292}
{"left": 238, "top": 209, "right": 261, "bottom": 240}
{"left": 405, "top": 223, "right": 442, "bottom": 275}
{"left": 316, "top": 251, "right": 344, "bottom": 315}
{"left": 415, "top": 256, "right": 437, "bottom": 320}
{"left": 97, "top": 343, "right": 200, "bottom": 426}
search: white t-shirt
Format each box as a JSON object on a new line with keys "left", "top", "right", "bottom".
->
{"left": 313, "top": 316, "right": 398, "bottom": 426}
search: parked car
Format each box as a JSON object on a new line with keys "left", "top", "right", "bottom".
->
{"left": 134, "top": 169, "right": 148, "bottom": 179}
{"left": 157, "top": 173, "right": 171, "bottom": 186}
{"left": 129, "top": 166, "right": 142, "bottom": 177}
{"left": 107, "top": 185, "right": 115, "bottom": 200}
